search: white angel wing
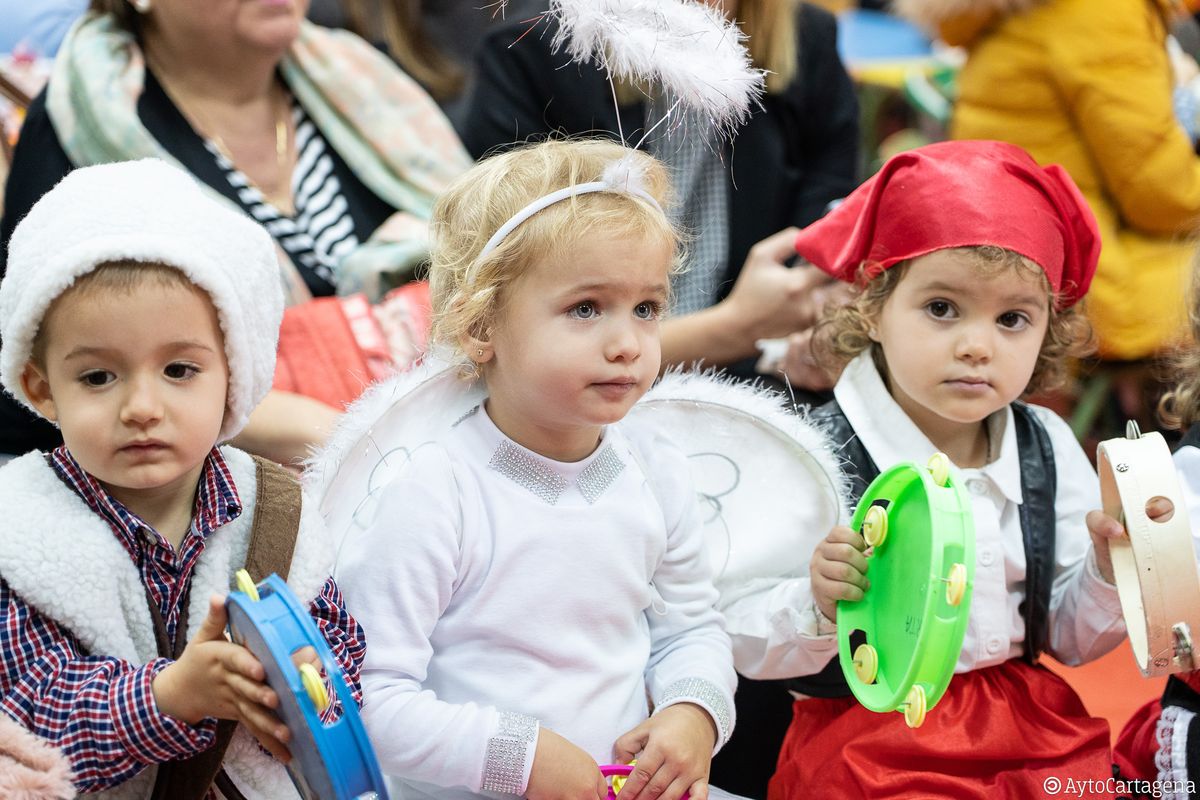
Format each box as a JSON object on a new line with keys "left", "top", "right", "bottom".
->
{"left": 305, "top": 357, "right": 485, "bottom": 558}
{"left": 309, "top": 363, "right": 845, "bottom": 601}
{"left": 625, "top": 371, "right": 848, "bottom": 600}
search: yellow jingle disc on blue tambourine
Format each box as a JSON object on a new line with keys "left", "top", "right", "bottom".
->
{"left": 227, "top": 574, "right": 388, "bottom": 799}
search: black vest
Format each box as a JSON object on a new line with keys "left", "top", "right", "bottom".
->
{"left": 788, "top": 399, "right": 1058, "bottom": 697}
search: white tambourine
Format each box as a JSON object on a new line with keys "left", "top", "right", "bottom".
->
{"left": 1097, "top": 424, "right": 1200, "bottom": 677}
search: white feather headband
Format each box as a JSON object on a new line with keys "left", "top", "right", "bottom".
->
{"left": 479, "top": 155, "right": 664, "bottom": 258}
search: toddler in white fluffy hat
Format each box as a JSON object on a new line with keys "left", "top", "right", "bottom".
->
{"left": 0, "top": 160, "right": 364, "bottom": 799}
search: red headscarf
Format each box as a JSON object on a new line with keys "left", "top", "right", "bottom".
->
{"left": 793, "top": 140, "right": 1101, "bottom": 308}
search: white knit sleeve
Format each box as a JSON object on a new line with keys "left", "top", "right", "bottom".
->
{"left": 335, "top": 447, "right": 541, "bottom": 793}
{"left": 636, "top": 435, "right": 738, "bottom": 751}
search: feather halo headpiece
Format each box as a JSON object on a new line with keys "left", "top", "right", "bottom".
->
{"left": 478, "top": 0, "right": 764, "bottom": 255}
{"left": 546, "top": 0, "right": 766, "bottom": 140}
{"left": 498, "top": 0, "right": 766, "bottom": 142}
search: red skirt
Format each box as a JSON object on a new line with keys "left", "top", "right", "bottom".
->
{"left": 1113, "top": 698, "right": 1162, "bottom": 783}
{"left": 768, "top": 660, "right": 1113, "bottom": 800}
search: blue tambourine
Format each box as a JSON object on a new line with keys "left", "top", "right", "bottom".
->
{"left": 227, "top": 571, "right": 389, "bottom": 800}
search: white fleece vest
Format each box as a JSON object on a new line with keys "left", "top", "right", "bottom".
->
{"left": 0, "top": 446, "right": 334, "bottom": 800}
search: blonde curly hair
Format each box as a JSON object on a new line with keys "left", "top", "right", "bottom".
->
{"left": 1159, "top": 256, "right": 1200, "bottom": 429}
{"left": 428, "top": 139, "right": 678, "bottom": 370}
{"left": 814, "top": 246, "right": 1094, "bottom": 395}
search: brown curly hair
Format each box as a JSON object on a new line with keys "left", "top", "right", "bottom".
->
{"left": 813, "top": 246, "right": 1094, "bottom": 396}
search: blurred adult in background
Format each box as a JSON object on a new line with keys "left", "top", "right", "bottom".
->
{"left": 0, "top": 0, "right": 471, "bottom": 463}
{"left": 462, "top": 0, "right": 859, "bottom": 397}
{"left": 309, "top": 0, "right": 547, "bottom": 128}
{"left": 897, "top": 0, "right": 1200, "bottom": 363}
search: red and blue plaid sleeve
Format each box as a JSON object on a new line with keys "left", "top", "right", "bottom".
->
{"left": 309, "top": 576, "right": 366, "bottom": 723}
{"left": 0, "top": 580, "right": 217, "bottom": 792}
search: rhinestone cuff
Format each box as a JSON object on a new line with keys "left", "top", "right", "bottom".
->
{"left": 481, "top": 711, "right": 538, "bottom": 794}
{"left": 657, "top": 678, "right": 732, "bottom": 746}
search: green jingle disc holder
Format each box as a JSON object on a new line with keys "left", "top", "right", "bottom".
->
{"left": 836, "top": 453, "right": 976, "bottom": 727}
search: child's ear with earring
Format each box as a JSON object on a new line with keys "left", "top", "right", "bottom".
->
{"left": 462, "top": 324, "right": 494, "bottom": 365}
{"left": 463, "top": 337, "right": 493, "bottom": 365}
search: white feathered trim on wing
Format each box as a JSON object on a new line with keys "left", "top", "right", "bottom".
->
{"left": 626, "top": 368, "right": 850, "bottom": 591}
{"left": 642, "top": 367, "right": 850, "bottom": 520}
{"left": 304, "top": 354, "right": 484, "bottom": 554}
{"left": 304, "top": 355, "right": 474, "bottom": 496}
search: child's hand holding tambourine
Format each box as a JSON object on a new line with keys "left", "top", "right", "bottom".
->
{"left": 1096, "top": 423, "right": 1200, "bottom": 677}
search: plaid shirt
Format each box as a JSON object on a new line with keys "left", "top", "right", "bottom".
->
{"left": 0, "top": 447, "right": 366, "bottom": 794}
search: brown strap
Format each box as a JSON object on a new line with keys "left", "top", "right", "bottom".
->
{"left": 243, "top": 455, "right": 303, "bottom": 584}
{"left": 214, "top": 770, "right": 251, "bottom": 800}
{"left": 146, "top": 579, "right": 239, "bottom": 800}
{"left": 148, "top": 719, "right": 239, "bottom": 800}
{"left": 149, "top": 455, "right": 304, "bottom": 800}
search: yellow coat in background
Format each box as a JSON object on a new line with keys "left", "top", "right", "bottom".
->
{"left": 897, "top": 0, "right": 1199, "bottom": 359}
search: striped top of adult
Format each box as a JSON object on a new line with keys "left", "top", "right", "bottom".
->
{"left": 208, "top": 102, "right": 360, "bottom": 296}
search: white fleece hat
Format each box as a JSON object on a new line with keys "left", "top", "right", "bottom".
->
{"left": 0, "top": 159, "right": 284, "bottom": 442}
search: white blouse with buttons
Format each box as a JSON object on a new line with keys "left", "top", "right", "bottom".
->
{"left": 728, "top": 351, "right": 1126, "bottom": 682}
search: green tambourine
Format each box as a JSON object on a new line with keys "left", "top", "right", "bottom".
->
{"left": 837, "top": 453, "right": 976, "bottom": 728}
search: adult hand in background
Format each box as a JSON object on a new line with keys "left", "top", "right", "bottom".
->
{"left": 776, "top": 279, "right": 854, "bottom": 391}
{"left": 722, "top": 228, "right": 830, "bottom": 343}
{"left": 775, "top": 329, "right": 837, "bottom": 392}
{"left": 661, "top": 227, "right": 832, "bottom": 369}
